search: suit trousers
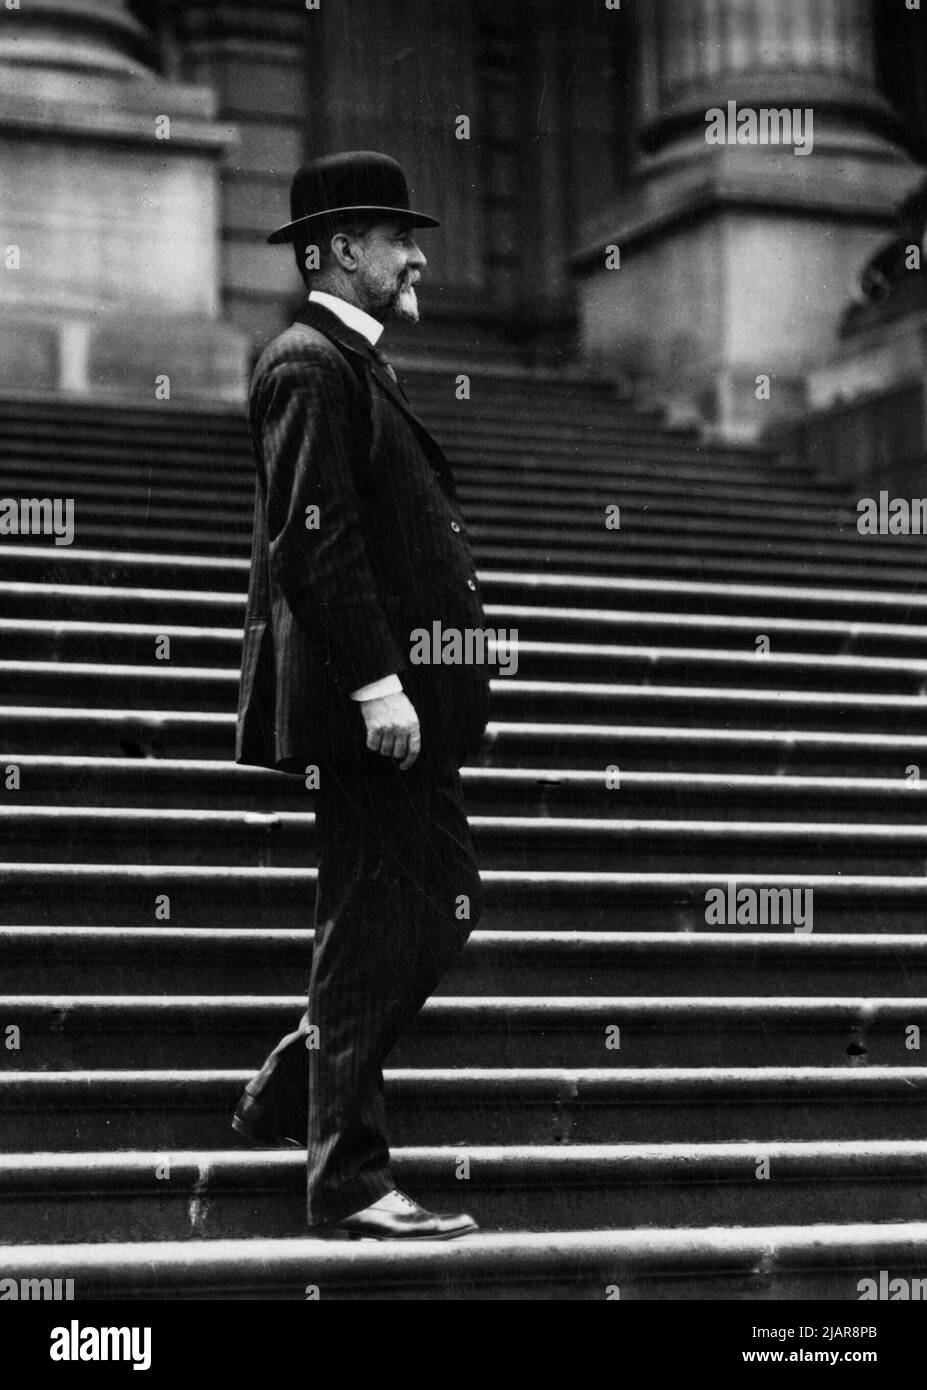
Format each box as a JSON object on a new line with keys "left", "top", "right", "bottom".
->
{"left": 241, "top": 746, "right": 483, "bottom": 1225}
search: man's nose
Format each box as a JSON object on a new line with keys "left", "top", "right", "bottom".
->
{"left": 406, "top": 242, "right": 426, "bottom": 271}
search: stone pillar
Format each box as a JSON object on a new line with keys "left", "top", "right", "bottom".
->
{"left": 169, "top": 0, "right": 311, "bottom": 344}
{"left": 0, "top": 0, "right": 148, "bottom": 73}
{"left": 0, "top": 0, "right": 247, "bottom": 403}
{"left": 575, "top": 0, "right": 926, "bottom": 440}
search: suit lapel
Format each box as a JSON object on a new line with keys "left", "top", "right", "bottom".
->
{"left": 292, "top": 301, "right": 440, "bottom": 450}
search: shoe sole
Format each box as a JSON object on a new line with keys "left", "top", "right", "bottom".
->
{"left": 313, "top": 1224, "right": 480, "bottom": 1242}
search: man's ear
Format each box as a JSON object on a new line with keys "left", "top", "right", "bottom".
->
{"left": 331, "top": 231, "right": 361, "bottom": 272}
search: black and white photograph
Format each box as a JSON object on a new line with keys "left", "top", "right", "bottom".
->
{"left": 1, "top": 0, "right": 927, "bottom": 1343}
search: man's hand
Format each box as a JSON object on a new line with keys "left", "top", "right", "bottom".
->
{"left": 359, "top": 690, "right": 421, "bottom": 770}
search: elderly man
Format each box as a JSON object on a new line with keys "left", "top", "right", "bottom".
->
{"left": 233, "top": 152, "right": 491, "bottom": 1240}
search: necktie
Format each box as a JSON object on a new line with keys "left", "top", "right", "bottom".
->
{"left": 371, "top": 345, "right": 409, "bottom": 401}
{"left": 371, "top": 345, "right": 398, "bottom": 385}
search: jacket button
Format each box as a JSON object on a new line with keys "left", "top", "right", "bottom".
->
{"left": 467, "top": 578, "right": 477, "bottom": 591}
{"left": 451, "top": 521, "right": 461, "bottom": 533}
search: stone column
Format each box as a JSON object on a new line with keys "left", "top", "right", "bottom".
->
{"left": 0, "top": 0, "right": 247, "bottom": 402}
{"left": 575, "top": 0, "right": 925, "bottom": 440}
{"left": 0, "top": 0, "right": 148, "bottom": 73}
{"left": 169, "top": 0, "right": 312, "bottom": 343}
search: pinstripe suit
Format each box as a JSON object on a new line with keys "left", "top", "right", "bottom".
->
{"left": 236, "top": 300, "right": 490, "bottom": 774}
{"left": 234, "top": 300, "right": 490, "bottom": 1223}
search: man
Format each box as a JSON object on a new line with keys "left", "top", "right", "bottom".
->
{"left": 232, "top": 152, "right": 491, "bottom": 1240}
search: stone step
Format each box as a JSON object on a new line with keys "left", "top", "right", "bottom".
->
{"left": 3, "top": 756, "right": 922, "bottom": 822}
{"left": 3, "top": 928, "right": 927, "bottom": 997}
{"left": 469, "top": 518, "right": 926, "bottom": 559}
{"left": 3, "top": 806, "right": 926, "bottom": 874}
{"left": 5, "top": 625, "right": 927, "bottom": 697}
{"left": 1, "top": 1143, "right": 926, "bottom": 1242}
{"left": 5, "top": 573, "right": 927, "bottom": 633}
{"left": 0, "top": 429, "right": 793, "bottom": 492}
{"left": 0, "top": 545, "right": 251, "bottom": 593}
{"left": 10, "top": 482, "right": 913, "bottom": 556}
{"left": 0, "top": 1222, "right": 922, "bottom": 1299}
{"left": 0, "top": 397, "right": 686, "bottom": 442}
{"left": 3, "top": 706, "right": 922, "bottom": 777}
{"left": 458, "top": 481, "right": 870, "bottom": 527}
{"left": 0, "top": 377, "right": 637, "bottom": 414}
{"left": 475, "top": 545, "right": 927, "bottom": 589}
{"left": 3, "top": 550, "right": 926, "bottom": 620}
{"left": 3, "top": 860, "right": 927, "bottom": 930}
{"left": 11, "top": 524, "right": 923, "bottom": 587}
{"left": 6, "top": 598, "right": 927, "bottom": 660}
{"left": 17, "top": 484, "right": 918, "bottom": 560}
{"left": 0, "top": 993, "right": 923, "bottom": 1067}
{"left": 3, "top": 664, "right": 925, "bottom": 733}
{"left": 481, "top": 607, "right": 927, "bottom": 656}
{"left": 11, "top": 513, "right": 925, "bottom": 577}
{"left": 452, "top": 570, "right": 927, "bottom": 620}
{"left": 0, "top": 436, "right": 800, "bottom": 503}
{"left": 0, "top": 459, "right": 861, "bottom": 521}
{"left": 0, "top": 382, "right": 748, "bottom": 452}
{"left": 0, "top": 416, "right": 793, "bottom": 480}
{"left": 5, "top": 1065, "right": 927, "bottom": 1150}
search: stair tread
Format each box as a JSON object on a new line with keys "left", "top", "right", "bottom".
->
{"left": 3, "top": 1140, "right": 927, "bottom": 1182}
{"left": 3, "top": 993, "right": 926, "bottom": 1011}
{"left": 1, "top": 1221, "right": 926, "bottom": 1270}
{"left": 0, "top": 754, "right": 921, "bottom": 790}
{"left": 7, "top": 552, "right": 927, "bottom": 611}
{"left": 4, "top": 1063, "right": 926, "bottom": 1084}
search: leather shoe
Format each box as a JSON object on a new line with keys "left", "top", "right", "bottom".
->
{"left": 312, "top": 1189, "right": 478, "bottom": 1240}
{"left": 232, "top": 1092, "right": 303, "bottom": 1149}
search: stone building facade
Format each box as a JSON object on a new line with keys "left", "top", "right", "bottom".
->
{"left": 1, "top": 0, "right": 925, "bottom": 434}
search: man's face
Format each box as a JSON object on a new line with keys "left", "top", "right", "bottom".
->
{"left": 351, "top": 220, "right": 427, "bottom": 322}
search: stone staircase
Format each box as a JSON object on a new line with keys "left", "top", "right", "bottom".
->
{"left": 1, "top": 376, "right": 927, "bottom": 1300}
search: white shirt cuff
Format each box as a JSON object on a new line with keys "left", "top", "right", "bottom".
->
{"left": 349, "top": 674, "right": 403, "bottom": 702}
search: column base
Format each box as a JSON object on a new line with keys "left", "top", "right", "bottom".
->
{"left": 0, "top": 53, "right": 245, "bottom": 408}
{"left": 574, "top": 142, "right": 924, "bottom": 444}
{"left": 0, "top": 309, "right": 248, "bottom": 406}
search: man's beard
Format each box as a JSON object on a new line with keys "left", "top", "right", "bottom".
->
{"left": 367, "top": 273, "right": 420, "bottom": 323}
{"left": 392, "top": 281, "right": 420, "bottom": 322}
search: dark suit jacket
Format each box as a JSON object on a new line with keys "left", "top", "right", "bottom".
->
{"left": 235, "top": 300, "right": 491, "bottom": 773}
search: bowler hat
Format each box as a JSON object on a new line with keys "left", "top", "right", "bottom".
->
{"left": 267, "top": 151, "right": 439, "bottom": 245}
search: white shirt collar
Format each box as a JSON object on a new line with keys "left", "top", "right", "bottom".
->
{"left": 307, "top": 290, "right": 385, "bottom": 346}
